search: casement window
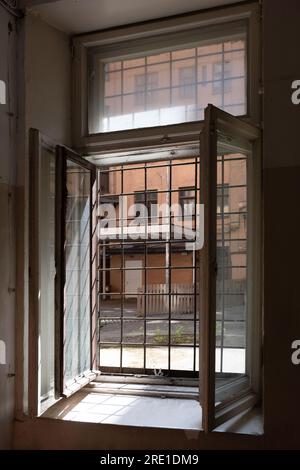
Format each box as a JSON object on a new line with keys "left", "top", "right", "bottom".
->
{"left": 29, "top": 3, "right": 261, "bottom": 431}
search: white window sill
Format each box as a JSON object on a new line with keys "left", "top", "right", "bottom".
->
{"left": 41, "top": 382, "right": 263, "bottom": 435}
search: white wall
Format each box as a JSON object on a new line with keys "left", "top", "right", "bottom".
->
{"left": 24, "top": 11, "right": 72, "bottom": 145}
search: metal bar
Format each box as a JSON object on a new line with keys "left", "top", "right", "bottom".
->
{"left": 104, "top": 76, "right": 245, "bottom": 100}
{"left": 167, "top": 160, "right": 172, "bottom": 371}
{"left": 143, "top": 164, "right": 147, "bottom": 372}
{"left": 220, "top": 155, "right": 225, "bottom": 373}
{"left": 120, "top": 165, "right": 124, "bottom": 372}
{"left": 102, "top": 48, "right": 244, "bottom": 75}
{"left": 97, "top": 158, "right": 199, "bottom": 173}
{"left": 193, "top": 155, "right": 198, "bottom": 372}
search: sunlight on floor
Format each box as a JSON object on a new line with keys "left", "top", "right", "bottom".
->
{"left": 61, "top": 392, "right": 202, "bottom": 430}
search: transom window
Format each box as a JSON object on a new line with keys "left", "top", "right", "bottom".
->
{"left": 88, "top": 24, "right": 247, "bottom": 134}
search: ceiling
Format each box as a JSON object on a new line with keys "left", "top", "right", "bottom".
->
{"left": 26, "top": 0, "right": 243, "bottom": 35}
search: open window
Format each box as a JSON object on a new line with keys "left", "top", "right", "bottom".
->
{"left": 199, "top": 104, "right": 261, "bottom": 431}
{"left": 55, "top": 147, "right": 98, "bottom": 397}
{"left": 29, "top": 102, "right": 261, "bottom": 430}
{"left": 28, "top": 132, "right": 98, "bottom": 415}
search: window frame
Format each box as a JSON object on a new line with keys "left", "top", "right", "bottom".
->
{"left": 55, "top": 145, "right": 98, "bottom": 398}
{"left": 72, "top": 2, "right": 260, "bottom": 156}
{"left": 29, "top": 103, "right": 262, "bottom": 428}
{"left": 199, "top": 104, "right": 262, "bottom": 431}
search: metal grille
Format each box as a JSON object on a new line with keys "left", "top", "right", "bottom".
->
{"left": 97, "top": 157, "right": 200, "bottom": 377}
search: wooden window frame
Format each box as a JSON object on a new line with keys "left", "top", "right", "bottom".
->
{"left": 29, "top": 103, "right": 262, "bottom": 429}
{"left": 72, "top": 2, "right": 260, "bottom": 156}
{"left": 199, "top": 104, "right": 262, "bottom": 432}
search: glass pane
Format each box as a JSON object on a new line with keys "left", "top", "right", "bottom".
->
{"left": 97, "top": 155, "right": 200, "bottom": 376}
{"left": 99, "top": 346, "right": 120, "bottom": 368}
{"left": 215, "top": 152, "right": 248, "bottom": 399}
{"left": 64, "top": 160, "right": 91, "bottom": 385}
{"left": 170, "top": 347, "right": 194, "bottom": 371}
{"left": 146, "top": 320, "right": 169, "bottom": 345}
{"left": 91, "top": 34, "right": 247, "bottom": 133}
{"left": 39, "top": 145, "right": 56, "bottom": 410}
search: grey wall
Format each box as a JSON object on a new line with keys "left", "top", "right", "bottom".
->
{"left": 0, "top": 7, "right": 17, "bottom": 450}
{"left": 263, "top": 0, "right": 300, "bottom": 448}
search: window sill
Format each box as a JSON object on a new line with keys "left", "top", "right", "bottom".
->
{"left": 41, "top": 382, "right": 263, "bottom": 435}
{"left": 41, "top": 384, "right": 202, "bottom": 431}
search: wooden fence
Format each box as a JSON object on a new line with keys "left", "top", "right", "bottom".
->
{"left": 137, "top": 283, "right": 194, "bottom": 316}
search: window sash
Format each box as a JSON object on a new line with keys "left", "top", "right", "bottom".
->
{"left": 55, "top": 146, "right": 97, "bottom": 397}
{"left": 199, "top": 104, "right": 261, "bottom": 432}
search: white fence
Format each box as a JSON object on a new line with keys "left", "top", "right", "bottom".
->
{"left": 137, "top": 284, "right": 194, "bottom": 316}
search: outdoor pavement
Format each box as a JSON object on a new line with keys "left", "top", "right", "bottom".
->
{"left": 99, "top": 299, "right": 245, "bottom": 373}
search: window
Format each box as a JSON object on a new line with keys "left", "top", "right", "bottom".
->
{"left": 200, "top": 104, "right": 261, "bottom": 431}
{"left": 29, "top": 103, "right": 261, "bottom": 430}
{"left": 212, "top": 61, "right": 232, "bottom": 95}
{"left": 97, "top": 39, "right": 246, "bottom": 133}
{"left": 134, "top": 190, "right": 158, "bottom": 222}
{"left": 30, "top": 3, "right": 261, "bottom": 432}
{"left": 134, "top": 72, "right": 159, "bottom": 106}
{"left": 73, "top": 3, "right": 260, "bottom": 154}
{"left": 217, "top": 183, "right": 229, "bottom": 213}
{"left": 179, "top": 66, "right": 195, "bottom": 99}
{"left": 179, "top": 186, "right": 196, "bottom": 216}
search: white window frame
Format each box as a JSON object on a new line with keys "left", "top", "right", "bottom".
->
{"left": 72, "top": 2, "right": 260, "bottom": 156}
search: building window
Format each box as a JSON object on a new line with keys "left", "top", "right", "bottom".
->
{"left": 134, "top": 190, "right": 158, "bottom": 221}
{"left": 212, "top": 61, "right": 232, "bottom": 95}
{"left": 178, "top": 66, "right": 195, "bottom": 99}
{"left": 217, "top": 183, "right": 229, "bottom": 213}
{"left": 179, "top": 186, "right": 196, "bottom": 217}
{"left": 134, "top": 72, "right": 159, "bottom": 106}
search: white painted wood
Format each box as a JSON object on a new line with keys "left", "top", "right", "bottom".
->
{"left": 137, "top": 283, "right": 194, "bottom": 315}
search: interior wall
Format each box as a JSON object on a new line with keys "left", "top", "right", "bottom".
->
{"left": 0, "top": 6, "right": 17, "bottom": 450}
{"left": 24, "top": 11, "right": 72, "bottom": 144}
{"left": 263, "top": 0, "right": 300, "bottom": 449}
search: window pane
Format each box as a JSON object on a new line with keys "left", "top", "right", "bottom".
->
{"left": 92, "top": 35, "right": 247, "bottom": 133}
{"left": 64, "top": 161, "right": 91, "bottom": 385}
{"left": 216, "top": 153, "right": 247, "bottom": 379}
{"left": 39, "top": 146, "right": 56, "bottom": 410}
